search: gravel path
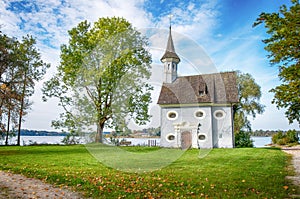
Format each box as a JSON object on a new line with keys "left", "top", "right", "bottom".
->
{"left": 282, "top": 145, "right": 300, "bottom": 197}
{"left": 0, "top": 171, "right": 84, "bottom": 199}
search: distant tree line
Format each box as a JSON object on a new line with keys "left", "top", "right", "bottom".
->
{"left": 19, "top": 129, "right": 67, "bottom": 136}
{"left": 252, "top": 129, "right": 300, "bottom": 137}
{"left": 111, "top": 127, "right": 160, "bottom": 137}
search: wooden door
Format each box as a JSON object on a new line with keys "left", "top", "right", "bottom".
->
{"left": 181, "top": 131, "right": 192, "bottom": 149}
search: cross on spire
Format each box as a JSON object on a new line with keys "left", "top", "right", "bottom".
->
{"left": 168, "top": 14, "right": 173, "bottom": 28}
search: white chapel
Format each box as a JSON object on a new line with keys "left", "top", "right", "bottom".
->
{"left": 157, "top": 26, "right": 239, "bottom": 149}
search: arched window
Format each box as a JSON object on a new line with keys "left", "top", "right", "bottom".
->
{"left": 172, "top": 63, "right": 176, "bottom": 71}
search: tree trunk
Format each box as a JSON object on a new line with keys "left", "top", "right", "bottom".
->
{"left": 17, "top": 70, "right": 27, "bottom": 146}
{"left": 17, "top": 97, "right": 24, "bottom": 146}
{"left": 5, "top": 102, "right": 11, "bottom": 146}
{"left": 96, "top": 122, "right": 105, "bottom": 143}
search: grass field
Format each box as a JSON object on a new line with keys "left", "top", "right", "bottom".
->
{"left": 0, "top": 145, "right": 299, "bottom": 198}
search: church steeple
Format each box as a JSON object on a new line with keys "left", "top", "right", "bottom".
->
{"left": 161, "top": 25, "right": 180, "bottom": 83}
{"left": 161, "top": 26, "right": 180, "bottom": 62}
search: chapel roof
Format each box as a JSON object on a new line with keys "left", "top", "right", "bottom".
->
{"left": 157, "top": 71, "right": 239, "bottom": 105}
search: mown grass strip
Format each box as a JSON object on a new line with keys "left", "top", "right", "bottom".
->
{"left": 0, "top": 145, "right": 298, "bottom": 198}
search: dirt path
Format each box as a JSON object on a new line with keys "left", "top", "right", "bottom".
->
{"left": 282, "top": 146, "right": 300, "bottom": 197}
{"left": 0, "top": 171, "right": 84, "bottom": 199}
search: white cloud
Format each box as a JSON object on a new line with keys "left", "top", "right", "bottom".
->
{"left": 187, "top": 2, "right": 195, "bottom": 11}
{"left": 0, "top": 1, "right": 22, "bottom": 37}
{"left": 153, "top": 0, "right": 219, "bottom": 41}
{"left": 251, "top": 102, "right": 299, "bottom": 131}
{"left": 1, "top": 0, "right": 297, "bottom": 131}
{"left": 0, "top": 0, "right": 153, "bottom": 130}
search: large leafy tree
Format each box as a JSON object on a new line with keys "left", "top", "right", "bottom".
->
{"left": 43, "top": 17, "right": 152, "bottom": 143}
{"left": 253, "top": 0, "right": 300, "bottom": 125}
{"left": 233, "top": 71, "right": 265, "bottom": 133}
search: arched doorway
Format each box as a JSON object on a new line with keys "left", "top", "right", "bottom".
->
{"left": 181, "top": 131, "right": 192, "bottom": 149}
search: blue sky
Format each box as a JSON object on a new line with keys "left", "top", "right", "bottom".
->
{"left": 0, "top": 0, "right": 298, "bottom": 131}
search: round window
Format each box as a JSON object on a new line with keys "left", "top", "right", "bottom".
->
{"left": 167, "top": 111, "right": 178, "bottom": 120}
{"left": 169, "top": 112, "right": 176, "bottom": 118}
{"left": 166, "top": 134, "right": 176, "bottom": 142}
{"left": 194, "top": 110, "right": 205, "bottom": 119}
{"left": 198, "top": 134, "right": 206, "bottom": 140}
{"left": 214, "top": 110, "right": 226, "bottom": 119}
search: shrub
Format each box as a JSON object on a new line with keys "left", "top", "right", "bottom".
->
{"left": 276, "top": 138, "right": 287, "bottom": 145}
{"left": 286, "top": 129, "right": 299, "bottom": 143}
{"left": 272, "top": 130, "right": 299, "bottom": 145}
{"left": 235, "top": 131, "right": 254, "bottom": 148}
{"left": 272, "top": 131, "right": 284, "bottom": 144}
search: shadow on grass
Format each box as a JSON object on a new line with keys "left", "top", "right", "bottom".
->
{"left": 85, "top": 143, "right": 187, "bottom": 173}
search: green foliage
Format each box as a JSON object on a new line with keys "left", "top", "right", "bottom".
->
{"left": 42, "top": 17, "right": 153, "bottom": 142}
{"left": 234, "top": 111, "right": 251, "bottom": 133}
{"left": 235, "top": 131, "right": 254, "bottom": 148}
{"left": 272, "top": 131, "right": 284, "bottom": 144}
{"left": 0, "top": 146, "right": 298, "bottom": 198}
{"left": 272, "top": 129, "right": 299, "bottom": 145}
{"left": 286, "top": 130, "right": 299, "bottom": 143}
{"left": 61, "top": 131, "right": 81, "bottom": 145}
{"left": 234, "top": 71, "right": 265, "bottom": 133}
{"left": 0, "top": 31, "right": 50, "bottom": 145}
{"left": 254, "top": 0, "right": 300, "bottom": 124}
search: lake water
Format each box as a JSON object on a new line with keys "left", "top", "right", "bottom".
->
{"left": 1, "top": 136, "right": 271, "bottom": 147}
{"left": 1, "top": 136, "right": 66, "bottom": 146}
{"left": 251, "top": 136, "right": 272, "bottom": 148}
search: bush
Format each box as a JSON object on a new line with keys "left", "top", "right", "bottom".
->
{"left": 286, "top": 129, "right": 299, "bottom": 143}
{"left": 272, "top": 130, "right": 299, "bottom": 145}
{"left": 235, "top": 131, "right": 254, "bottom": 148}
{"left": 272, "top": 131, "right": 284, "bottom": 144}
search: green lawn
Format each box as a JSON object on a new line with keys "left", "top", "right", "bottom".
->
{"left": 0, "top": 145, "right": 298, "bottom": 198}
